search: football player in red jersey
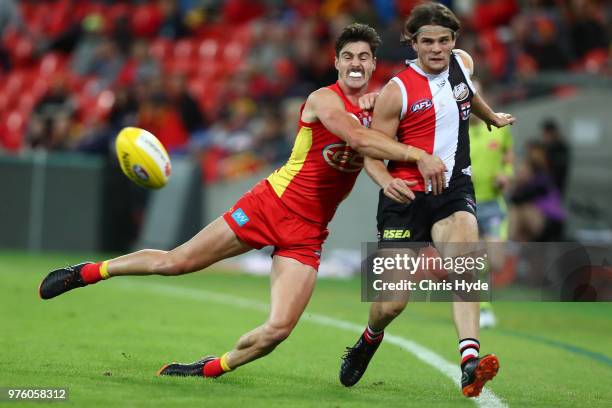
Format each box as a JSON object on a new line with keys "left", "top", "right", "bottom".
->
{"left": 39, "top": 24, "right": 446, "bottom": 378}
{"left": 339, "top": 3, "right": 514, "bottom": 398}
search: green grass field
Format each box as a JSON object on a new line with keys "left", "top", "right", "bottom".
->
{"left": 1, "top": 251, "right": 611, "bottom": 407}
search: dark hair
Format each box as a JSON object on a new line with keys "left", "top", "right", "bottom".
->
{"left": 401, "top": 2, "right": 461, "bottom": 45}
{"left": 541, "top": 118, "right": 559, "bottom": 133}
{"left": 335, "top": 23, "right": 381, "bottom": 57}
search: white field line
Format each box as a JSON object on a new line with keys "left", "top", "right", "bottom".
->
{"left": 117, "top": 280, "right": 507, "bottom": 408}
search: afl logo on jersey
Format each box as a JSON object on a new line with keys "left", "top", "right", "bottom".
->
{"left": 453, "top": 82, "right": 470, "bottom": 101}
{"left": 411, "top": 98, "right": 433, "bottom": 114}
{"left": 323, "top": 143, "right": 364, "bottom": 173}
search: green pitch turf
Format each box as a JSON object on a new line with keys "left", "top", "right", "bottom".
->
{"left": 1, "top": 251, "right": 611, "bottom": 407}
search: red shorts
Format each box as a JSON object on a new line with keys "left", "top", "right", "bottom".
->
{"left": 222, "top": 180, "right": 329, "bottom": 270}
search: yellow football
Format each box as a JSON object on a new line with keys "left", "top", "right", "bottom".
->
{"left": 115, "top": 127, "right": 171, "bottom": 189}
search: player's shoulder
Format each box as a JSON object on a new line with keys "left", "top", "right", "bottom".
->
{"left": 381, "top": 78, "right": 403, "bottom": 97}
{"left": 453, "top": 49, "right": 474, "bottom": 74}
{"left": 369, "top": 79, "right": 403, "bottom": 118}
{"left": 302, "top": 86, "right": 344, "bottom": 122}
{"left": 308, "top": 86, "right": 342, "bottom": 104}
{"left": 310, "top": 86, "right": 336, "bottom": 100}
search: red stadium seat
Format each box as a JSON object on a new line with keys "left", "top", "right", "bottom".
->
{"left": 230, "top": 24, "right": 253, "bottom": 47}
{"left": 4, "top": 71, "right": 25, "bottom": 99}
{"left": 223, "top": 41, "right": 245, "bottom": 64}
{"left": 163, "top": 58, "right": 198, "bottom": 76}
{"left": 108, "top": 3, "right": 131, "bottom": 24}
{"left": 582, "top": 49, "right": 609, "bottom": 74}
{"left": 193, "top": 62, "right": 222, "bottom": 81}
{"left": 198, "top": 39, "right": 219, "bottom": 60}
{"left": 150, "top": 38, "right": 172, "bottom": 60}
{"left": 11, "top": 36, "right": 34, "bottom": 67}
{"left": 174, "top": 39, "right": 197, "bottom": 60}
{"left": 0, "top": 111, "right": 26, "bottom": 152}
{"left": 131, "top": 4, "right": 163, "bottom": 38}
{"left": 17, "top": 92, "right": 36, "bottom": 116}
{"left": 0, "top": 93, "right": 10, "bottom": 113}
{"left": 39, "top": 53, "right": 67, "bottom": 78}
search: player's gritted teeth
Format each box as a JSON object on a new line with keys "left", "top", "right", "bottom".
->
{"left": 348, "top": 70, "right": 364, "bottom": 80}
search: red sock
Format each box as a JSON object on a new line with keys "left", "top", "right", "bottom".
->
{"left": 364, "top": 326, "right": 384, "bottom": 344}
{"left": 203, "top": 358, "right": 226, "bottom": 378}
{"left": 80, "top": 263, "right": 103, "bottom": 284}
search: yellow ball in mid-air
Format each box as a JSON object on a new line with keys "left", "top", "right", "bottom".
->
{"left": 115, "top": 127, "right": 171, "bottom": 189}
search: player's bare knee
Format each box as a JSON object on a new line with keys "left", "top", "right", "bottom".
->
{"left": 153, "top": 253, "right": 190, "bottom": 276}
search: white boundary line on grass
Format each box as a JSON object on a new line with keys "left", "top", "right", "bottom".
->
{"left": 118, "top": 281, "right": 507, "bottom": 408}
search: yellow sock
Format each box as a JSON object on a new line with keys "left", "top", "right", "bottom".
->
{"left": 100, "top": 261, "right": 110, "bottom": 280}
{"left": 220, "top": 352, "right": 232, "bottom": 372}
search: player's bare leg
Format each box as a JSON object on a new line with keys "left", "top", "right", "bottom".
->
{"left": 431, "top": 211, "right": 499, "bottom": 397}
{"left": 368, "top": 300, "right": 408, "bottom": 332}
{"left": 432, "top": 211, "right": 480, "bottom": 340}
{"left": 224, "top": 256, "right": 316, "bottom": 368}
{"left": 106, "top": 217, "right": 251, "bottom": 277}
{"left": 158, "top": 255, "right": 317, "bottom": 377}
{"left": 39, "top": 217, "right": 251, "bottom": 299}
{"left": 340, "top": 248, "right": 412, "bottom": 387}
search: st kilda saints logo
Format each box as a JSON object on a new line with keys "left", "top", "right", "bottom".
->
{"left": 323, "top": 143, "right": 363, "bottom": 173}
{"left": 453, "top": 82, "right": 470, "bottom": 101}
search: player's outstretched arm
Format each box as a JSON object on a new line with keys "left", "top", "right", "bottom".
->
{"left": 472, "top": 93, "right": 516, "bottom": 131}
{"left": 302, "top": 88, "right": 422, "bottom": 162}
{"left": 454, "top": 49, "right": 516, "bottom": 131}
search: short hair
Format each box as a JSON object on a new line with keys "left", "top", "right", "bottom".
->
{"left": 401, "top": 2, "right": 461, "bottom": 45}
{"left": 335, "top": 23, "right": 381, "bottom": 57}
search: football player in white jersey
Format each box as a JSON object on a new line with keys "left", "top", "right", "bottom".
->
{"left": 339, "top": 2, "right": 515, "bottom": 398}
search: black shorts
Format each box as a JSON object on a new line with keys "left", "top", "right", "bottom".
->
{"left": 377, "top": 176, "right": 477, "bottom": 244}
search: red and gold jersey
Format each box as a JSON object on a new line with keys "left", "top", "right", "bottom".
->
{"left": 267, "top": 82, "right": 370, "bottom": 225}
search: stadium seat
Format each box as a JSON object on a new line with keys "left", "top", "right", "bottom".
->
{"left": 131, "top": 4, "right": 163, "bottom": 38}
{"left": 4, "top": 71, "right": 25, "bottom": 99}
{"left": 582, "top": 49, "right": 609, "bottom": 74}
{"left": 198, "top": 39, "right": 219, "bottom": 60}
{"left": 174, "top": 39, "right": 197, "bottom": 60}
{"left": 17, "top": 92, "right": 36, "bottom": 116}
{"left": 39, "top": 53, "right": 68, "bottom": 78}
{"left": 223, "top": 41, "right": 245, "bottom": 64}
{"left": 0, "top": 110, "right": 26, "bottom": 152}
{"left": 11, "top": 37, "right": 34, "bottom": 67}
{"left": 150, "top": 38, "right": 172, "bottom": 61}
{"left": 0, "top": 93, "right": 9, "bottom": 113}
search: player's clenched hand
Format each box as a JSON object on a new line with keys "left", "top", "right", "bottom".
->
{"left": 383, "top": 178, "right": 417, "bottom": 204}
{"left": 487, "top": 112, "right": 515, "bottom": 131}
{"left": 416, "top": 153, "right": 446, "bottom": 195}
{"left": 358, "top": 92, "right": 379, "bottom": 111}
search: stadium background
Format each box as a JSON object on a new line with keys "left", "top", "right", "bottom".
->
{"left": 1, "top": 1, "right": 611, "bottom": 407}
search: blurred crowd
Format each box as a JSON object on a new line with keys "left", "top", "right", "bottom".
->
{"left": 0, "top": 0, "right": 610, "bottom": 184}
{"left": 509, "top": 118, "right": 569, "bottom": 242}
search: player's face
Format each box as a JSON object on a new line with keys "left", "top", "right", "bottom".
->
{"left": 335, "top": 41, "right": 376, "bottom": 91}
{"left": 412, "top": 25, "right": 456, "bottom": 74}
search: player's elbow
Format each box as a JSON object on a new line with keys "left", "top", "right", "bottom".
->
{"left": 346, "top": 128, "right": 370, "bottom": 152}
